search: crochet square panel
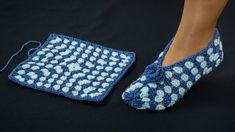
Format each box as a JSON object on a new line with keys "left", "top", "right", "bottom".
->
{"left": 9, "top": 34, "right": 135, "bottom": 102}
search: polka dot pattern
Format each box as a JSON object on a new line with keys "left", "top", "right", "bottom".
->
{"left": 9, "top": 34, "right": 135, "bottom": 102}
{"left": 122, "top": 29, "right": 223, "bottom": 110}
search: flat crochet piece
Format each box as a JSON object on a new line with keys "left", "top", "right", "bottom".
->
{"left": 122, "top": 29, "right": 223, "bottom": 110}
{"left": 9, "top": 34, "right": 135, "bottom": 102}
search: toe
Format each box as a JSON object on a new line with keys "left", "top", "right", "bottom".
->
{"left": 122, "top": 82, "right": 145, "bottom": 109}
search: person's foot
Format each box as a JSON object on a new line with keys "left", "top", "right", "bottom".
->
{"left": 121, "top": 29, "right": 223, "bottom": 111}
{"left": 162, "top": 29, "right": 216, "bottom": 67}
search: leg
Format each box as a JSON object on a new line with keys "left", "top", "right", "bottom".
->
{"left": 162, "top": 0, "right": 228, "bottom": 66}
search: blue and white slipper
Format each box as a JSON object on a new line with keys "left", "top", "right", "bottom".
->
{"left": 122, "top": 29, "right": 224, "bottom": 110}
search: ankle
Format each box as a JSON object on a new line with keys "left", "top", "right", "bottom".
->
{"left": 172, "top": 28, "right": 215, "bottom": 52}
{"left": 162, "top": 28, "right": 216, "bottom": 67}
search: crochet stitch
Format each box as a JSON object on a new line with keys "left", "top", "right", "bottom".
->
{"left": 9, "top": 34, "right": 135, "bottom": 102}
{"left": 122, "top": 29, "right": 224, "bottom": 110}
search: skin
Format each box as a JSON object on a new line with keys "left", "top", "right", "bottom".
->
{"left": 162, "top": 0, "right": 228, "bottom": 66}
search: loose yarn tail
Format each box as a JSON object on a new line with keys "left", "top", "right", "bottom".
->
{"left": 0, "top": 40, "right": 41, "bottom": 73}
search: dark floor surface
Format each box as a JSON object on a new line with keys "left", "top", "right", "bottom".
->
{"left": 0, "top": 0, "right": 235, "bottom": 132}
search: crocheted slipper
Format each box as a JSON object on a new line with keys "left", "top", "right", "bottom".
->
{"left": 122, "top": 29, "right": 224, "bottom": 110}
{"left": 8, "top": 34, "right": 135, "bottom": 102}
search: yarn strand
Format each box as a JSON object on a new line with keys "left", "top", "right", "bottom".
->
{"left": 0, "top": 40, "right": 41, "bottom": 73}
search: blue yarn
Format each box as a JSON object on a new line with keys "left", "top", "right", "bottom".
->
{"left": 144, "top": 63, "right": 164, "bottom": 82}
{"left": 0, "top": 40, "right": 41, "bottom": 73}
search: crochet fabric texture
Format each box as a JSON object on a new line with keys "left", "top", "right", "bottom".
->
{"left": 9, "top": 34, "right": 135, "bottom": 102}
{"left": 122, "top": 29, "right": 224, "bottom": 110}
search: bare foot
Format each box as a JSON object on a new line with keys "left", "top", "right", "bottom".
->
{"left": 162, "top": 29, "right": 215, "bottom": 67}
